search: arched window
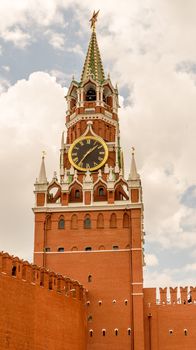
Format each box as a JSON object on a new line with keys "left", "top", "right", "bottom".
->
{"left": 97, "top": 213, "right": 104, "bottom": 228}
{"left": 71, "top": 214, "right": 78, "bottom": 229}
{"left": 71, "top": 246, "right": 78, "bottom": 251}
{"left": 58, "top": 247, "right": 64, "bottom": 252}
{"left": 88, "top": 315, "right": 93, "bottom": 322}
{"left": 123, "top": 213, "right": 129, "bottom": 228}
{"left": 115, "top": 329, "right": 118, "bottom": 336}
{"left": 128, "top": 328, "right": 131, "bottom": 336}
{"left": 102, "top": 329, "right": 106, "bottom": 336}
{"left": 86, "top": 88, "right": 96, "bottom": 101}
{"left": 85, "top": 247, "right": 92, "bottom": 251}
{"left": 12, "top": 265, "right": 17, "bottom": 276}
{"left": 88, "top": 275, "right": 92, "bottom": 282}
{"left": 75, "top": 189, "right": 80, "bottom": 198}
{"left": 58, "top": 216, "right": 65, "bottom": 229}
{"left": 45, "top": 247, "right": 50, "bottom": 252}
{"left": 89, "top": 330, "right": 93, "bottom": 337}
{"left": 98, "top": 187, "right": 104, "bottom": 196}
{"left": 113, "top": 245, "right": 119, "bottom": 250}
{"left": 84, "top": 215, "right": 91, "bottom": 229}
{"left": 110, "top": 213, "right": 117, "bottom": 228}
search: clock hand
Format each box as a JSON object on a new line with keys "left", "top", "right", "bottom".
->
{"left": 78, "top": 145, "right": 98, "bottom": 166}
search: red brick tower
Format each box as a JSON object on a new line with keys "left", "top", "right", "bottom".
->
{"left": 33, "top": 11, "right": 145, "bottom": 350}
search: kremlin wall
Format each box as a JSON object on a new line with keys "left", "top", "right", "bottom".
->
{"left": 0, "top": 252, "right": 86, "bottom": 350}
{"left": 1, "top": 12, "right": 196, "bottom": 350}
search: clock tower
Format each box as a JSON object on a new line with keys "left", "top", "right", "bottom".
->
{"left": 33, "top": 12, "right": 145, "bottom": 350}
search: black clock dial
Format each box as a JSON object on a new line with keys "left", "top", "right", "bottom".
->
{"left": 68, "top": 136, "right": 108, "bottom": 172}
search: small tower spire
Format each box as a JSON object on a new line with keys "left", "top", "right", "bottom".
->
{"left": 38, "top": 152, "right": 47, "bottom": 184}
{"left": 81, "top": 10, "right": 105, "bottom": 83}
{"left": 129, "top": 147, "right": 139, "bottom": 180}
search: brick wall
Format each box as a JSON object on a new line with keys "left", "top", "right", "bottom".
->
{"left": 0, "top": 252, "right": 87, "bottom": 350}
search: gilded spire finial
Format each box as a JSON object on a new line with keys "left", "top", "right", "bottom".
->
{"left": 81, "top": 10, "right": 105, "bottom": 83}
{"left": 131, "top": 146, "right": 135, "bottom": 155}
{"left": 90, "top": 10, "right": 100, "bottom": 31}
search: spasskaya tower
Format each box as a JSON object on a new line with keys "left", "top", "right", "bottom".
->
{"left": 33, "top": 11, "right": 145, "bottom": 350}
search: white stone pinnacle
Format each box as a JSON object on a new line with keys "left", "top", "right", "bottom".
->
{"left": 129, "top": 148, "right": 139, "bottom": 180}
{"left": 38, "top": 156, "right": 47, "bottom": 184}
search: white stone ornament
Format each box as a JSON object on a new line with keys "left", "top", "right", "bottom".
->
{"left": 69, "top": 165, "right": 75, "bottom": 175}
{"left": 63, "top": 169, "right": 69, "bottom": 184}
{"left": 108, "top": 167, "right": 114, "bottom": 181}
{"left": 84, "top": 169, "right": 93, "bottom": 183}
{"left": 74, "top": 169, "right": 78, "bottom": 180}
{"left": 114, "top": 164, "right": 120, "bottom": 174}
{"left": 104, "top": 163, "right": 109, "bottom": 174}
{"left": 98, "top": 169, "right": 102, "bottom": 179}
{"left": 53, "top": 171, "right": 58, "bottom": 181}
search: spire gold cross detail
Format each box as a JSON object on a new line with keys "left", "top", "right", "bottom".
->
{"left": 90, "top": 10, "right": 100, "bottom": 31}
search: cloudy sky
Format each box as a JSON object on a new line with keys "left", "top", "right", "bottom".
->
{"left": 0, "top": 0, "right": 196, "bottom": 288}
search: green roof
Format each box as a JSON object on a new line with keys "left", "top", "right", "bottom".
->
{"left": 81, "top": 29, "right": 105, "bottom": 84}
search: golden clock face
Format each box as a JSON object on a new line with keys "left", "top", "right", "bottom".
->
{"left": 68, "top": 136, "right": 108, "bottom": 172}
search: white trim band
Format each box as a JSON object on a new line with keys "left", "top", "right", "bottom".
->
{"left": 34, "top": 248, "right": 131, "bottom": 254}
{"left": 33, "top": 203, "right": 142, "bottom": 213}
{"left": 132, "top": 293, "right": 143, "bottom": 296}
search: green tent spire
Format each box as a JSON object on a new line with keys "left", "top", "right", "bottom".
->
{"left": 81, "top": 11, "right": 105, "bottom": 83}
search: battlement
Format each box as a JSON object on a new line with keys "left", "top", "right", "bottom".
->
{"left": 144, "top": 286, "right": 196, "bottom": 305}
{"left": 0, "top": 251, "right": 85, "bottom": 301}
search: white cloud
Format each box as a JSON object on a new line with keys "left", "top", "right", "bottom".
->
{"left": 2, "top": 28, "right": 31, "bottom": 48}
{"left": 47, "top": 31, "right": 65, "bottom": 50}
{"left": 0, "top": 72, "right": 65, "bottom": 259}
{"left": 145, "top": 254, "right": 159, "bottom": 267}
{"left": 2, "top": 65, "right": 10, "bottom": 72}
{"left": 184, "top": 263, "right": 196, "bottom": 272}
{"left": 0, "top": 77, "right": 10, "bottom": 93}
{"left": 67, "top": 44, "right": 84, "bottom": 56}
{"left": 144, "top": 270, "right": 176, "bottom": 288}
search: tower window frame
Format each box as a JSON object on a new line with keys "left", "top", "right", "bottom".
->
{"left": 85, "top": 247, "right": 92, "bottom": 251}
{"left": 45, "top": 247, "right": 50, "bottom": 252}
{"left": 84, "top": 215, "right": 91, "bottom": 229}
{"left": 58, "top": 247, "right": 64, "bottom": 252}
{"left": 75, "top": 189, "right": 80, "bottom": 198}
{"left": 114, "top": 328, "right": 118, "bottom": 336}
{"left": 86, "top": 87, "right": 96, "bottom": 101}
{"left": 98, "top": 187, "right": 104, "bottom": 196}
{"left": 88, "top": 274, "right": 92, "bottom": 282}
{"left": 58, "top": 216, "right": 65, "bottom": 229}
{"left": 102, "top": 329, "right": 106, "bottom": 336}
{"left": 88, "top": 315, "right": 93, "bottom": 322}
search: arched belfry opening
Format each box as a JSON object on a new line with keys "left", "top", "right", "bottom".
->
{"left": 86, "top": 87, "right": 96, "bottom": 101}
